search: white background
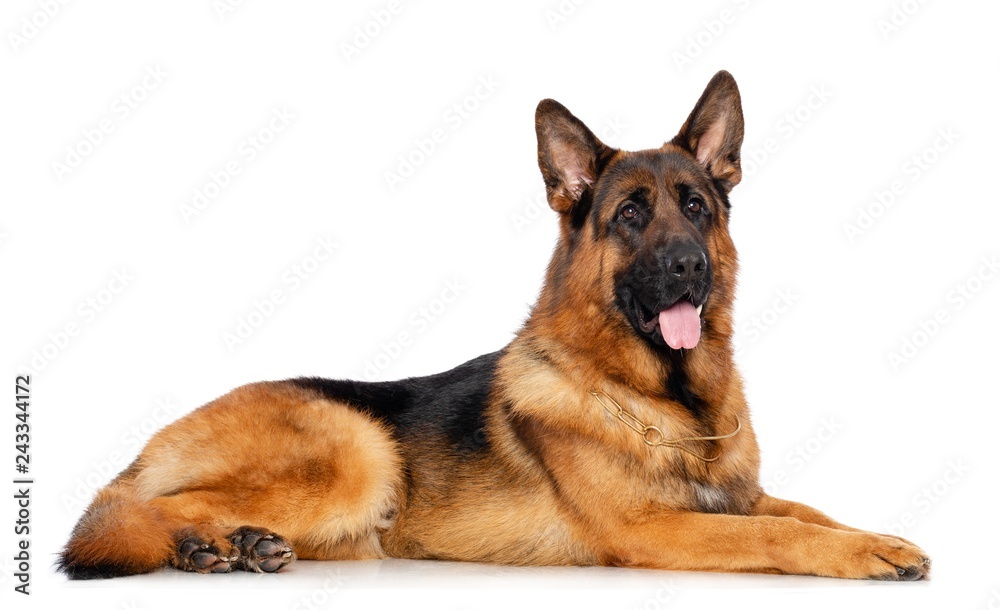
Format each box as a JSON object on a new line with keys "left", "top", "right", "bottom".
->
{"left": 2, "top": 1, "right": 999, "bottom": 608}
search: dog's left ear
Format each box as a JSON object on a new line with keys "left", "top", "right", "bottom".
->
{"left": 535, "top": 99, "right": 612, "bottom": 215}
{"left": 672, "top": 70, "right": 745, "bottom": 193}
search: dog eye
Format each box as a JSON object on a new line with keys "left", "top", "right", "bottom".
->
{"left": 686, "top": 197, "right": 704, "bottom": 214}
{"left": 619, "top": 203, "right": 639, "bottom": 220}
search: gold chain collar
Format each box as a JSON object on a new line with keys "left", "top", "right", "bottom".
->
{"left": 591, "top": 390, "right": 741, "bottom": 463}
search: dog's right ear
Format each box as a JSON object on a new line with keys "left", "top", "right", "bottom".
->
{"left": 535, "top": 99, "right": 611, "bottom": 215}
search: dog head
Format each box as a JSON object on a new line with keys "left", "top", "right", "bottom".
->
{"left": 534, "top": 71, "right": 743, "bottom": 358}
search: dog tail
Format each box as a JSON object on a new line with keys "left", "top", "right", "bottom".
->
{"left": 57, "top": 467, "right": 174, "bottom": 579}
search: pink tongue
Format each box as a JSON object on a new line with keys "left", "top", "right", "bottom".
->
{"left": 659, "top": 301, "right": 701, "bottom": 349}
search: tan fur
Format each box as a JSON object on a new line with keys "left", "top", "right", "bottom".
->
{"left": 61, "top": 382, "right": 403, "bottom": 574}
{"left": 134, "top": 382, "right": 402, "bottom": 558}
{"left": 61, "top": 484, "right": 175, "bottom": 575}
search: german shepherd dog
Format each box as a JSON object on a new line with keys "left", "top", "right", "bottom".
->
{"left": 60, "top": 71, "right": 930, "bottom": 580}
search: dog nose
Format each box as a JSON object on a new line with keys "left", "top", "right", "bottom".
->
{"left": 666, "top": 247, "right": 707, "bottom": 281}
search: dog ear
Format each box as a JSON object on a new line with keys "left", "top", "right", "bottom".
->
{"left": 535, "top": 99, "right": 611, "bottom": 214}
{"left": 672, "top": 70, "right": 745, "bottom": 193}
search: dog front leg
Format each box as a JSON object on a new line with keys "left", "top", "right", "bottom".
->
{"left": 751, "top": 494, "right": 859, "bottom": 531}
{"left": 752, "top": 493, "right": 925, "bottom": 547}
{"left": 599, "top": 511, "right": 929, "bottom": 580}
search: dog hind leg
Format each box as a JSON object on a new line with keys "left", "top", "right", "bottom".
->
{"left": 59, "top": 381, "right": 404, "bottom": 578}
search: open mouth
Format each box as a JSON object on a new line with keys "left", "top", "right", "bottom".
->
{"left": 634, "top": 296, "right": 705, "bottom": 350}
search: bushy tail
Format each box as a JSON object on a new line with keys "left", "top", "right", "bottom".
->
{"left": 58, "top": 480, "right": 174, "bottom": 579}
